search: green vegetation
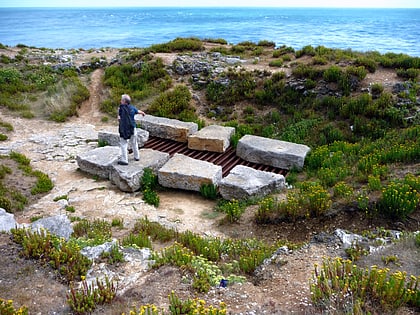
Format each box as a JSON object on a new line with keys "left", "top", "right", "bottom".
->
{"left": 67, "top": 277, "right": 117, "bottom": 315}
{"left": 0, "top": 62, "right": 89, "bottom": 120}
{"left": 11, "top": 227, "right": 92, "bottom": 283}
{"left": 1, "top": 38, "right": 419, "bottom": 314}
{"left": 0, "top": 298, "right": 28, "bottom": 315}
{"left": 311, "top": 257, "right": 419, "bottom": 313}
{"left": 0, "top": 152, "right": 53, "bottom": 213}
{"left": 140, "top": 168, "right": 160, "bottom": 207}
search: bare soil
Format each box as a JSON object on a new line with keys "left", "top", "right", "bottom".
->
{"left": 0, "top": 47, "right": 418, "bottom": 315}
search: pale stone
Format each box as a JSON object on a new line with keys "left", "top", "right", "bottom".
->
{"left": 188, "top": 125, "right": 235, "bottom": 153}
{"left": 76, "top": 146, "right": 121, "bottom": 179}
{"left": 0, "top": 208, "right": 18, "bottom": 232}
{"left": 138, "top": 115, "right": 198, "bottom": 142}
{"left": 236, "top": 135, "right": 311, "bottom": 170}
{"left": 98, "top": 128, "right": 149, "bottom": 147}
{"left": 158, "top": 153, "right": 222, "bottom": 192}
{"left": 219, "top": 165, "right": 285, "bottom": 200}
{"left": 110, "top": 149, "right": 170, "bottom": 192}
{"left": 31, "top": 214, "right": 73, "bottom": 240}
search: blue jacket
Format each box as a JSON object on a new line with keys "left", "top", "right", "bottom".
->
{"left": 119, "top": 104, "right": 138, "bottom": 140}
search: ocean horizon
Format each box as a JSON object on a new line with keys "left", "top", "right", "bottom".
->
{"left": 0, "top": 7, "right": 419, "bottom": 56}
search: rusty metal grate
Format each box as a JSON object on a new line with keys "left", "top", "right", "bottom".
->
{"left": 143, "top": 136, "right": 287, "bottom": 178}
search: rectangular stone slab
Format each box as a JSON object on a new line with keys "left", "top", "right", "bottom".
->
{"left": 158, "top": 153, "right": 222, "bottom": 192}
{"left": 188, "top": 125, "right": 235, "bottom": 153}
{"left": 236, "top": 135, "right": 311, "bottom": 170}
{"left": 139, "top": 115, "right": 198, "bottom": 143}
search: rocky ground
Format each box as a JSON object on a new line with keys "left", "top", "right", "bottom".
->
{"left": 0, "top": 46, "right": 418, "bottom": 314}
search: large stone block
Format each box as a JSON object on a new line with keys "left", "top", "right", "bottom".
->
{"left": 76, "top": 146, "right": 121, "bottom": 179}
{"left": 110, "top": 149, "right": 170, "bottom": 192}
{"left": 158, "top": 153, "right": 222, "bottom": 192}
{"left": 236, "top": 135, "right": 311, "bottom": 170}
{"left": 98, "top": 128, "right": 149, "bottom": 147}
{"left": 188, "top": 125, "right": 235, "bottom": 153}
{"left": 139, "top": 115, "right": 198, "bottom": 142}
{"left": 219, "top": 165, "right": 285, "bottom": 200}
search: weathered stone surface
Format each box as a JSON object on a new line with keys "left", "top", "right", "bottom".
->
{"left": 31, "top": 214, "right": 73, "bottom": 240}
{"left": 139, "top": 115, "right": 198, "bottom": 142}
{"left": 76, "top": 146, "right": 121, "bottom": 179}
{"left": 98, "top": 128, "right": 149, "bottom": 147}
{"left": 81, "top": 239, "right": 118, "bottom": 260}
{"left": 158, "top": 153, "right": 222, "bottom": 192}
{"left": 188, "top": 125, "right": 235, "bottom": 153}
{"left": 236, "top": 135, "right": 311, "bottom": 170}
{"left": 110, "top": 149, "right": 170, "bottom": 192}
{"left": 0, "top": 208, "right": 18, "bottom": 232}
{"left": 219, "top": 165, "right": 285, "bottom": 200}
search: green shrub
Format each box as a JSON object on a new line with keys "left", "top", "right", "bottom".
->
{"left": 311, "top": 257, "right": 420, "bottom": 313}
{"left": 377, "top": 181, "right": 419, "bottom": 220}
{"left": 346, "top": 65, "right": 368, "bottom": 80}
{"left": 370, "top": 82, "right": 384, "bottom": 95}
{"left": 396, "top": 67, "right": 419, "bottom": 79}
{"left": 255, "top": 196, "right": 277, "bottom": 224}
{"left": 355, "top": 56, "right": 378, "bottom": 73}
{"left": 268, "top": 59, "right": 283, "bottom": 67}
{"left": 67, "top": 277, "right": 117, "bottom": 314}
{"left": 217, "top": 199, "right": 245, "bottom": 223}
{"left": 0, "top": 298, "right": 28, "bottom": 315}
{"left": 292, "top": 63, "right": 321, "bottom": 80}
{"left": 148, "top": 37, "right": 203, "bottom": 53}
{"left": 200, "top": 183, "right": 218, "bottom": 200}
{"left": 323, "top": 65, "right": 342, "bottom": 82}
{"left": 72, "top": 219, "right": 112, "bottom": 246}
{"left": 140, "top": 168, "right": 160, "bottom": 207}
{"left": 332, "top": 181, "right": 354, "bottom": 202}
{"left": 296, "top": 45, "right": 316, "bottom": 57}
{"left": 31, "top": 170, "right": 53, "bottom": 194}
{"left": 122, "top": 232, "right": 152, "bottom": 249}
{"left": 147, "top": 85, "right": 194, "bottom": 120}
{"left": 11, "top": 227, "right": 92, "bottom": 282}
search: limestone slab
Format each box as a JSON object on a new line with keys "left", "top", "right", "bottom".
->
{"left": 158, "top": 153, "right": 222, "bottom": 192}
{"left": 219, "top": 165, "right": 285, "bottom": 200}
{"left": 188, "top": 125, "right": 235, "bottom": 153}
{"left": 139, "top": 115, "right": 198, "bottom": 142}
{"left": 98, "top": 128, "right": 149, "bottom": 147}
{"left": 236, "top": 135, "right": 311, "bottom": 170}
{"left": 76, "top": 146, "right": 121, "bottom": 179}
{"left": 110, "top": 149, "right": 170, "bottom": 192}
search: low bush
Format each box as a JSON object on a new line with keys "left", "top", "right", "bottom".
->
{"left": 377, "top": 180, "right": 419, "bottom": 220}
{"left": 311, "top": 257, "right": 420, "bottom": 313}
{"left": 11, "top": 227, "right": 92, "bottom": 283}
{"left": 0, "top": 298, "right": 28, "bottom": 315}
{"left": 67, "top": 277, "right": 117, "bottom": 315}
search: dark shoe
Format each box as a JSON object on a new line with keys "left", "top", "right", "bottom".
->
{"left": 135, "top": 158, "right": 139, "bottom": 161}
{"left": 117, "top": 161, "right": 128, "bottom": 165}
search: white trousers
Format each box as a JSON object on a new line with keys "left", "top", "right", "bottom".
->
{"left": 119, "top": 128, "right": 139, "bottom": 163}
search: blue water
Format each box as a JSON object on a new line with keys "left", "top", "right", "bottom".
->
{"left": 0, "top": 7, "right": 419, "bottom": 56}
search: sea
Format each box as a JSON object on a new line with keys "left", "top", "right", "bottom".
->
{"left": 0, "top": 7, "right": 419, "bottom": 56}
